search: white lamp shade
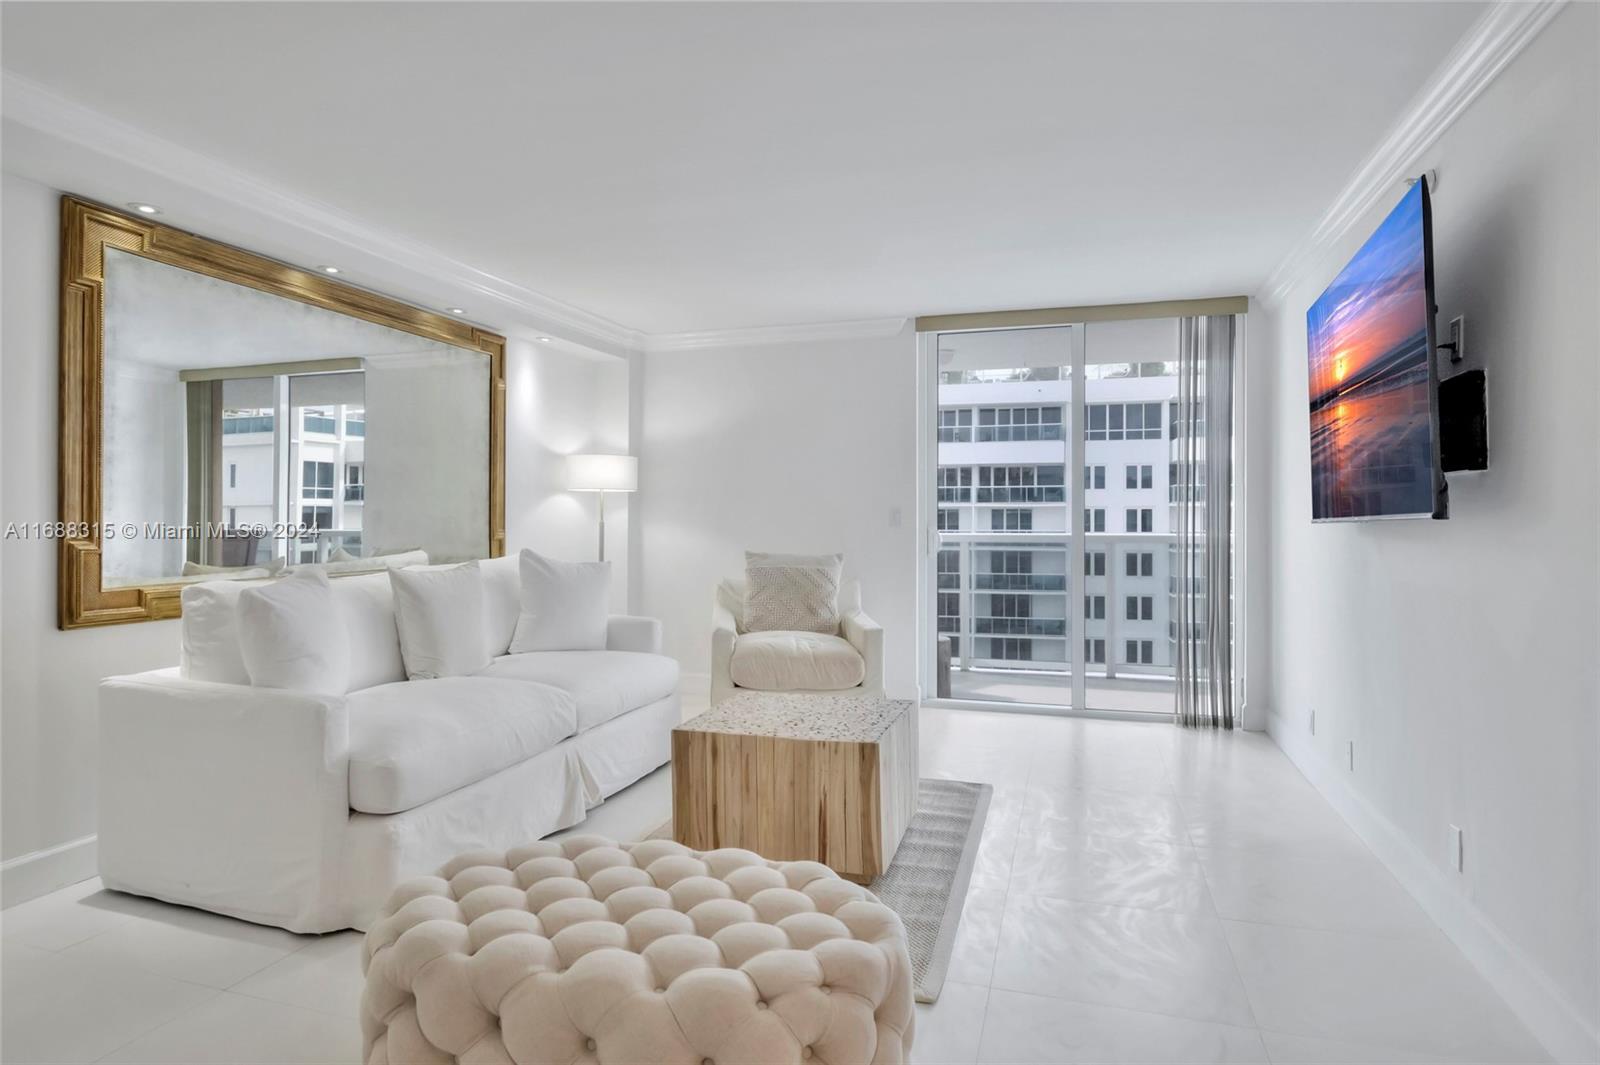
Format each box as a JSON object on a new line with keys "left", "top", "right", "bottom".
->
{"left": 567, "top": 453, "right": 638, "bottom": 492}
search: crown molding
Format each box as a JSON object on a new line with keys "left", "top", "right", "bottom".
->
{"left": 2, "top": 72, "right": 648, "bottom": 354}
{"left": 644, "top": 316, "right": 909, "bottom": 352}
{"left": 1256, "top": 0, "right": 1567, "bottom": 308}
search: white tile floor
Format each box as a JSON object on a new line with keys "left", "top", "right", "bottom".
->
{"left": 1, "top": 709, "right": 1550, "bottom": 1064}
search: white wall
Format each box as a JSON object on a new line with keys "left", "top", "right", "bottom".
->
{"left": 0, "top": 170, "right": 624, "bottom": 903}
{"left": 1254, "top": 7, "right": 1598, "bottom": 1057}
{"left": 637, "top": 326, "right": 919, "bottom": 697}
{"left": 504, "top": 338, "right": 634, "bottom": 613}
{"left": 1, "top": 172, "right": 182, "bottom": 901}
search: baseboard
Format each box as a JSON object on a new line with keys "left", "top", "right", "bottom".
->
{"left": 1267, "top": 712, "right": 1599, "bottom": 1065}
{"left": 2, "top": 834, "right": 98, "bottom": 908}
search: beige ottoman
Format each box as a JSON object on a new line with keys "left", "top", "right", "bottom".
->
{"left": 361, "top": 835, "right": 916, "bottom": 1065}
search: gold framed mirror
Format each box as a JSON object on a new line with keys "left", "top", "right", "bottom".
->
{"left": 58, "top": 196, "right": 506, "bottom": 629}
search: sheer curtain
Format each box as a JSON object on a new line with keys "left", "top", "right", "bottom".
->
{"left": 1173, "top": 315, "right": 1236, "bottom": 728}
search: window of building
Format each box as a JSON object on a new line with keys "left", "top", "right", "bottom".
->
{"left": 976, "top": 405, "right": 1063, "bottom": 442}
{"left": 937, "top": 592, "right": 960, "bottom": 635}
{"left": 937, "top": 548, "right": 960, "bottom": 589}
{"left": 1125, "top": 551, "right": 1154, "bottom": 577}
{"left": 988, "top": 550, "right": 1034, "bottom": 575}
{"left": 938, "top": 466, "right": 972, "bottom": 502}
{"left": 1084, "top": 464, "right": 1105, "bottom": 490}
{"left": 938, "top": 408, "right": 973, "bottom": 443}
{"left": 300, "top": 505, "right": 333, "bottom": 530}
{"left": 227, "top": 506, "right": 237, "bottom": 527}
{"left": 1084, "top": 508, "right": 1105, "bottom": 533}
{"left": 1126, "top": 595, "right": 1154, "bottom": 621}
{"left": 222, "top": 411, "right": 274, "bottom": 434}
{"left": 1084, "top": 594, "right": 1105, "bottom": 620}
{"left": 1126, "top": 464, "right": 1153, "bottom": 489}
{"left": 1125, "top": 507, "right": 1153, "bottom": 533}
{"left": 1125, "top": 639, "right": 1154, "bottom": 665}
{"left": 991, "top": 508, "right": 1032, "bottom": 531}
{"left": 1084, "top": 550, "right": 1106, "bottom": 577}
{"left": 1084, "top": 638, "right": 1106, "bottom": 664}
{"left": 988, "top": 638, "right": 1032, "bottom": 661}
{"left": 1085, "top": 401, "right": 1163, "bottom": 441}
{"left": 345, "top": 463, "right": 364, "bottom": 502}
{"left": 302, "top": 409, "right": 337, "bottom": 435}
{"left": 977, "top": 464, "right": 1064, "bottom": 503}
{"left": 345, "top": 410, "right": 365, "bottom": 437}
{"left": 990, "top": 594, "right": 1032, "bottom": 619}
{"left": 302, "top": 460, "right": 334, "bottom": 500}
{"left": 937, "top": 508, "right": 959, "bottom": 531}
{"left": 228, "top": 463, "right": 237, "bottom": 489}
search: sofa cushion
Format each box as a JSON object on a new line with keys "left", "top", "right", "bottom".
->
{"left": 179, "top": 579, "right": 260, "bottom": 685}
{"left": 480, "top": 651, "right": 678, "bottom": 732}
{"left": 730, "top": 631, "right": 865, "bottom": 692}
{"left": 330, "top": 572, "right": 408, "bottom": 693}
{"left": 346, "top": 676, "right": 578, "bottom": 814}
{"left": 479, "top": 554, "right": 521, "bottom": 658}
{"left": 509, "top": 550, "right": 610, "bottom": 653}
{"left": 238, "top": 568, "right": 350, "bottom": 695}
{"left": 389, "top": 562, "right": 489, "bottom": 679}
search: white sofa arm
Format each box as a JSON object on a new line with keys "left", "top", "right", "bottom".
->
{"left": 841, "top": 607, "right": 885, "bottom": 697}
{"left": 98, "top": 668, "right": 351, "bottom": 933}
{"left": 711, "top": 599, "right": 739, "bottom": 706}
{"left": 607, "top": 615, "right": 663, "bottom": 655}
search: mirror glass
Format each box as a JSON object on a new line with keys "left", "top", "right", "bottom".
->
{"left": 100, "top": 247, "right": 490, "bottom": 586}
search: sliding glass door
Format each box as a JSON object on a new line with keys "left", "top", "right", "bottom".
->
{"left": 927, "top": 317, "right": 1202, "bottom": 716}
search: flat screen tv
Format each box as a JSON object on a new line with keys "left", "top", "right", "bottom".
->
{"left": 1307, "top": 179, "right": 1445, "bottom": 521}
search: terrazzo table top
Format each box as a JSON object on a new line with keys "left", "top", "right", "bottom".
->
{"left": 677, "top": 691, "right": 916, "bottom": 743}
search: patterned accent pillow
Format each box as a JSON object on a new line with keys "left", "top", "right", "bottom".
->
{"left": 743, "top": 551, "right": 844, "bottom": 634}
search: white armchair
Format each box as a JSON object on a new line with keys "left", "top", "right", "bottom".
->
{"left": 710, "top": 578, "right": 884, "bottom": 705}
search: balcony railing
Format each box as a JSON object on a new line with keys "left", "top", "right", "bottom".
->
{"left": 975, "top": 486, "right": 1065, "bottom": 503}
{"left": 345, "top": 485, "right": 365, "bottom": 502}
{"left": 937, "top": 531, "right": 1180, "bottom": 682}
{"left": 972, "top": 572, "right": 1067, "bottom": 591}
{"left": 973, "top": 617, "right": 1068, "bottom": 636}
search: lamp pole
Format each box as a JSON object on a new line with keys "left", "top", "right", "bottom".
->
{"left": 597, "top": 490, "right": 607, "bottom": 562}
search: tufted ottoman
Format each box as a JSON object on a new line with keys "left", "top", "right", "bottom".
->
{"left": 361, "top": 835, "right": 916, "bottom": 1065}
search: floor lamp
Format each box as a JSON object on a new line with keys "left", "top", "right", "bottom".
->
{"left": 567, "top": 454, "right": 637, "bottom": 562}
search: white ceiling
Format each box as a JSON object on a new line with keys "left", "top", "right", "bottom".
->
{"left": 2, "top": 2, "right": 1485, "bottom": 336}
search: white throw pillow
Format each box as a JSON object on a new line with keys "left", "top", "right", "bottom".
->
{"left": 389, "top": 562, "right": 490, "bottom": 679}
{"left": 508, "top": 550, "right": 610, "bottom": 653}
{"left": 236, "top": 567, "right": 350, "bottom": 695}
{"left": 743, "top": 551, "right": 844, "bottom": 634}
{"left": 179, "top": 580, "right": 254, "bottom": 684}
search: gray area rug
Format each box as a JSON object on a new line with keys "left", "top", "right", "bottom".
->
{"left": 649, "top": 777, "right": 990, "bottom": 1004}
{"left": 870, "top": 778, "right": 991, "bottom": 1003}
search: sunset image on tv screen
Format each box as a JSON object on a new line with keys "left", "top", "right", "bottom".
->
{"left": 1307, "top": 182, "right": 1437, "bottom": 520}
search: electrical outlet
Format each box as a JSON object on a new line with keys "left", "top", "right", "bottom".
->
{"left": 1309, "top": 710, "right": 1316, "bottom": 735}
{"left": 1449, "top": 825, "right": 1464, "bottom": 872}
{"left": 1346, "top": 740, "right": 1355, "bottom": 771}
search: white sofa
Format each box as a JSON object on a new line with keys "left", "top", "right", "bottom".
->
{"left": 97, "top": 554, "right": 679, "bottom": 933}
{"left": 710, "top": 578, "right": 883, "bottom": 705}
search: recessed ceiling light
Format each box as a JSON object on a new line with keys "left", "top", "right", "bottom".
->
{"left": 447, "top": 307, "right": 467, "bottom": 315}
{"left": 537, "top": 336, "right": 553, "bottom": 343}
{"left": 128, "top": 202, "right": 161, "bottom": 215}
{"left": 319, "top": 265, "right": 341, "bottom": 275}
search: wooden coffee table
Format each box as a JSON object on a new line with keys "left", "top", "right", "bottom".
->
{"left": 671, "top": 692, "right": 918, "bottom": 883}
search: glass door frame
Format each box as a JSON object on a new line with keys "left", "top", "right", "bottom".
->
{"left": 918, "top": 321, "right": 1246, "bottom": 722}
